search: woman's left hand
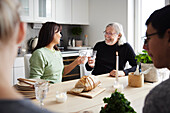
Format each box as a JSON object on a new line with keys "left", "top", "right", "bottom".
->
{"left": 110, "top": 70, "right": 125, "bottom": 77}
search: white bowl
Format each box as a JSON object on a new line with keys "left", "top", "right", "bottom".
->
{"left": 56, "top": 92, "right": 67, "bottom": 103}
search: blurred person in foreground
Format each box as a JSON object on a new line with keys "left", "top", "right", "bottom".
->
{"left": 143, "top": 5, "right": 170, "bottom": 113}
{"left": 0, "top": 0, "right": 53, "bottom": 112}
{"left": 85, "top": 22, "right": 137, "bottom": 76}
{"left": 29, "top": 22, "right": 85, "bottom": 83}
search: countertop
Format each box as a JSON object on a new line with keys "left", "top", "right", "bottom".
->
{"left": 67, "top": 46, "right": 91, "bottom": 50}
{"left": 18, "top": 46, "right": 92, "bottom": 57}
{"left": 61, "top": 50, "right": 79, "bottom": 57}
{"left": 17, "top": 50, "right": 79, "bottom": 58}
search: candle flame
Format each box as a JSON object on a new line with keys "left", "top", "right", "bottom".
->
{"left": 116, "top": 51, "right": 118, "bottom": 56}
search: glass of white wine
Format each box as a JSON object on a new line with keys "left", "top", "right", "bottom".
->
{"left": 34, "top": 79, "right": 49, "bottom": 108}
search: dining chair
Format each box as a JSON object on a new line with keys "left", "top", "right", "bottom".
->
{"left": 24, "top": 54, "right": 32, "bottom": 78}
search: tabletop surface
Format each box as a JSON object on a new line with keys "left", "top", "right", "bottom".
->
{"left": 33, "top": 74, "right": 159, "bottom": 113}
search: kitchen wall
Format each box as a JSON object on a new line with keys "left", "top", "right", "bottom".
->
{"left": 165, "top": 0, "right": 170, "bottom": 4}
{"left": 84, "top": 0, "right": 130, "bottom": 48}
{"left": 20, "top": 23, "right": 85, "bottom": 52}
{"left": 84, "top": 0, "right": 169, "bottom": 51}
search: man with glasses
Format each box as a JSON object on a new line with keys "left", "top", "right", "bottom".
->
{"left": 143, "top": 5, "right": 170, "bottom": 113}
{"left": 85, "top": 22, "right": 137, "bottom": 76}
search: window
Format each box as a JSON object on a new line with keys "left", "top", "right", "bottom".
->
{"left": 134, "top": 0, "right": 165, "bottom": 53}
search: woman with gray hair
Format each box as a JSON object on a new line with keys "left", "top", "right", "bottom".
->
{"left": 86, "top": 22, "right": 137, "bottom": 76}
{"left": 0, "top": 0, "right": 53, "bottom": 112}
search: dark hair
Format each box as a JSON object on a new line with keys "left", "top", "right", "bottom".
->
{"left": 146, "top": 5, "right": 170, "bottom": 38}
{"left": 33, "top": 22, "right": 62, "bottom": 53}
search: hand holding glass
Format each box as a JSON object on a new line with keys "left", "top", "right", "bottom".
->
{"left": 79, "top": 51, "right": 87, "bottom": 63}
{"left": 79, "top": 51, "right": 87, "bottom": 77}
{"left": 88, "top": 50, "right": 97, "bottom": 67}
{"left": 34, "top": 79, "right": 49, "bottom": 108}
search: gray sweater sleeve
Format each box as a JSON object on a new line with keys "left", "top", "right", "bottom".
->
{"left": 143, "top": 78, "right": 170, "bottom": 113}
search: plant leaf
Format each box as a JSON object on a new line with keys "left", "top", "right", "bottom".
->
{"left": 135, "top": 50, "right": 152, "bottom": 63}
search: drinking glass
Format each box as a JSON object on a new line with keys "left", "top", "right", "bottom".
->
{"left": 79, "top": 50, "right": 87, "bottom": 77}
{"left": 34, "top": 79, "right": 49, "bottom": 108}
{"left": 90, "top": 50, "right": 97, "bottom": 59}
{"left": 89, "top": 50, "right": 97, "bottom": 67}
{"left": 113, "top": 81, "right": 124, "bottom": 92}
{"left": 79, "top": 50, "right": 87, "bottom": 61}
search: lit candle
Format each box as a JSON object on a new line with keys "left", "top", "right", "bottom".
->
{"left": 116, "top": 51, "right": 119, "bottom": 82}
{"left": 56, "top": 92, "right": 67, "bottom": 103}
{"left": 58, "top": 93, "right": 64, "bottom": 98}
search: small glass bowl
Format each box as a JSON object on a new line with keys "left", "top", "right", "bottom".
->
{"left": 56, "top": 91, "right": 67, "bottom": 103}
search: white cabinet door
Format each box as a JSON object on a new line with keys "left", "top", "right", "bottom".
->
{"left": 55, "top": 0, "right": 71, "bottom": 24}
{"left": 19, "top": 0, "right": 88, "bottom": 24}
{"left": 34, "top": 0, "right": 55, "bottom": 23}
{"left": 13, "top": 57, "right": 25, "bottom": 85}
{"left": 19, "top": 0, "right": 34, "bottom": 22}
{"left": 72, "top": 0, "right": 89, "bottom": 25}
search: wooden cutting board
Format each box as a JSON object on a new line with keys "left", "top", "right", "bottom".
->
{"left": 67, "top": 87, "right": 105, "bottom": 98}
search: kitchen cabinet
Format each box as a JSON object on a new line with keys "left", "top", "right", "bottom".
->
{"left": 54, "top": 0, "right": 89, "bottom": 25}
{"left": 19, "top": 0, "right": 89, "bottom": 25}
{"left": 72, "top": 0, "right": 89, "bottom": 25}
{"left": 13, "top": 57, "right": 25, "bottom": 85}
{"left": 34, "top": 0, "right": 55, "bottom": 23}
{"left": 19, "top": 0, "right": 56, "bottom": 23}
{"left": 19, "top": 0, "right": 34, "bottom": 22}
{"left": 55, "top": 0, "right": 71, "bottom": 24}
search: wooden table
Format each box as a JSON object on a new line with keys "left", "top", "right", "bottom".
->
{"left": 33, "top": 74, "right": 159, "bottom": 113}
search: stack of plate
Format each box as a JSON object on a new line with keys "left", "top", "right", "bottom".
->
{"left": 13, "top": 78, "right": 36, "bottom": 99}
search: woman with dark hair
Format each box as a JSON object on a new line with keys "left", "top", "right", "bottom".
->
{"left": 29, "top": 22, "right": 85, "bottom": 83}
{"left": 33, "top": 22, "right": 62, "bottom": 52}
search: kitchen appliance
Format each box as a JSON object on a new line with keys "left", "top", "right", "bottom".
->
{"left": 62, "top": 56, "right": 80, "bottom": 81}
{"left": 68, "top": 37, "right": 72, "bottom": 47}
{"left": 72, "top": 38, "right": 75, "bottom": 47}
{"left": 27, "top": 36, "right": 38, "bottom": 53}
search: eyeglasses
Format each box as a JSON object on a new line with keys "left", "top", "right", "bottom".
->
{"left": 143, "top": 32, "right": 158, "bottom": 46}
{"left": 103, "top": 31, "right": 117, "bottom": 36}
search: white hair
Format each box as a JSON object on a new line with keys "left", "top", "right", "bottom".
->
{"left": 106, "top": 22, "right": 126, "bottom": 46}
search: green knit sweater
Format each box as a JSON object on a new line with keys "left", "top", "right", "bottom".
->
{"left": 29, "top": 47, "right": 64, "bottom": 83}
